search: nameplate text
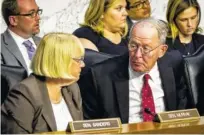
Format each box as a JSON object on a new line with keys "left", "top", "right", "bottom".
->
{"left": 157, "top": 108, "right": 200, "bottom": 123}
{"left": 68, "top": 118, "right": 122, "bottom": 133}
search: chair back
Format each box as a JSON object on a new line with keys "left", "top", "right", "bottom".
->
{"left": 81, "top": 49, "right": 115, "bottom": 75}
{"left": 183, "top": 45, "right": 204, "bottom": 107}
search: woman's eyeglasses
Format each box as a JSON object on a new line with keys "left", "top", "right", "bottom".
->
{"left": 72, "top": 57, "right": 84, "bottom": 64}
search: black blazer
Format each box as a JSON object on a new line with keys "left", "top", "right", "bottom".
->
{"left": 1, "top": 74, "right": 83, "bottom": 134}
{"left": 166, "top": 33, "right": 204, "bottom": 55}
{"left": 78, "top": 51, "right": 187, "bottom": 123}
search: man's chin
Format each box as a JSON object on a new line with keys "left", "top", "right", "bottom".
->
{"left": 33, "top": 29, "right": 40, "bottom": 35}
{"left": 132, "top": 66, "right": 145, "bottom": 72}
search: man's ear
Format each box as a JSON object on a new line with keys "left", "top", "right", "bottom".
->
{"left": 8, "top": 16, "right": 18, "bottom": 26}
{"left": 158, "top": 44, "right": 168, "bottom": 58}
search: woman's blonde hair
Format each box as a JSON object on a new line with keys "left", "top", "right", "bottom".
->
{"left": 31, "top": 32, "right": 85, "bottom": 79}
{"left": 166, "top": 0, "right": 202, "bottom": 40}
{"left": 82, "top": 0, "right": 128, "bottom": 37}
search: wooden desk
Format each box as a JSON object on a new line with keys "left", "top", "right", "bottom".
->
{"left": 41, "top": 117, "right": 204, "bottom": 134}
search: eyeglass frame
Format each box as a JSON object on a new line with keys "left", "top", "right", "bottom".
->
{"left": 13, "top": 9, "right": 43, "bottom": 18}
{"left": 129, "top": 0, "right": 150, "bottom": 10}
{"left": 72, "top": 57, "right": 85, "bottom": 64}
{"left": 128, "top": 42, "right": 162, "bottom": 56}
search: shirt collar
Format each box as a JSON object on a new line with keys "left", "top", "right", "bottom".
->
{"left": 128, "top": 60, "right": 159, "bottom": 82}
{"left": 8, "top": 29, "right": 35, "bottom": 45}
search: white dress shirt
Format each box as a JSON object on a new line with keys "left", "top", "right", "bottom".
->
{"left": 51, "top": 97, "right": 73, "bottom": 131}
{"left": 128, "top": 62, "right": 166, "bottom": 123}
{"left": 8, "top": 29, "right": 37, "bottom": 75}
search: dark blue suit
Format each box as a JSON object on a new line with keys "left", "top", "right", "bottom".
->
{"left": 78, "top": 50, "right": 188, "bottom": 123}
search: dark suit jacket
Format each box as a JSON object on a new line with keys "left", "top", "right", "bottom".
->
{"left": 1, "top": 74, "right": 83, "bottom": 134}
{"left": 1, "top": 29, "right": 41, "bottom": 74}
{"left": 166, "top": 33, "right": 204, "bottom": 55}
{"left": 78, "top": 51, "right": 187, "bottom": 123}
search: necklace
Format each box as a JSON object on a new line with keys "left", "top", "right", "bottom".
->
{"left": 179, "top": 35, "right": 193, "bottom": 56}
{"left": 182, "top": 40, "right": 194, "bottom": 56}
{"left": 183, "top": 43, "right": 191, "bottom": 56}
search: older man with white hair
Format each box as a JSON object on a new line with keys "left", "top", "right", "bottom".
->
{"left": 78, "top": 18, "right": 188, "bottom": 124}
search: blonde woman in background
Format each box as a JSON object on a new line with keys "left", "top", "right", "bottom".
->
{"left": 166, "top": 0, "right": 204, "bottom": 56}
{"left": 73, "top": 0, "right": 129, "bottom": 56}
{"left": 1, "top": 33, "right": 85, "bottom": 133}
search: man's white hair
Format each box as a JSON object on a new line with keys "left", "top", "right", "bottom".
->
{"left": 129, "top": 17, "right": 168, "bottom": 44}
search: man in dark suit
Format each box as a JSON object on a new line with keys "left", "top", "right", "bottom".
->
{"left": 126, "top": 0, "right": 165, "bottom": 39}
{"left": 79, "top": 18, "right": 187, "bottom": 124}
{"left": 126, "top": 0, "right": 151, "bottom": 38}
{"left": 1, "top": 0, "right": 42, "bottom": 75}
{"left": 126, "top": 0, "right": 151, "bottom": 21}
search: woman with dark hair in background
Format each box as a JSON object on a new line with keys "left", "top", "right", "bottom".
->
{"left": 166, "top": 0, "right": 204, "bottom": 56}
{"left": 73, "top": 0, "right": 129, "bottom": 56}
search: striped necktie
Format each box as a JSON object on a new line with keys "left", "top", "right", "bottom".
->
{"left": 23, "top": 40, "right": 35, "bottom": 60}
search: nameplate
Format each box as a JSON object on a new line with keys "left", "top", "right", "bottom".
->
{"left": 157, "top": 108, "right": 200, "bottom": 123}
{"left": 68, "top": 118, "right": 122, "bottom": 133}
{"left": 159, "top": 119, "right": 200, "bottom": 129}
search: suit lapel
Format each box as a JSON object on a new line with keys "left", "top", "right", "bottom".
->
{"left": 37, "top": 77, "right": 57, "bottom": 131}
{"left": 61, "top": 86, "right": 80, "bottom": 121}
{"left": 158, "top": 55, "right": 177, "bottom": 110}
{"left": 33, "top": 36, "right": 41, "bottom": 46}
{"left": 111, "top": 56, "right": 129, "bottom": 123}
{"left": 3, "top": 30, "right": 27, "bottom": 70}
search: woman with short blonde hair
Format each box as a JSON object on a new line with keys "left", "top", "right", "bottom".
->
{"left": 32, "top": 33, "right": 84, "bottom": 79}
{"left": 1, "top": 33, "right": 85, "bottom": 133}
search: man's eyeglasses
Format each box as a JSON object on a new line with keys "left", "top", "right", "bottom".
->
{"left": 72, "top": 57, "right": 84, "bottom": 64}
{"left": 129, "top": 0, "right": 150, "bottom": 10}
{"left": 128, "top": 43, "right": 161, "bottom": 55}
{"left": 13, "top": 9, "right": 43, "bottom": 18}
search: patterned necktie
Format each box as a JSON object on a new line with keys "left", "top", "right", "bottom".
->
{"left": 23, "top": 40, "right": 35, "bottom": 60}
{"left": 141, "top": 74, "right": 156, "bottom": 122}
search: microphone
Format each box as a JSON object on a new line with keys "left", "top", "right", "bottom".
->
{"left": 144, "top": 108, "right": 160, "bottom": 122}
